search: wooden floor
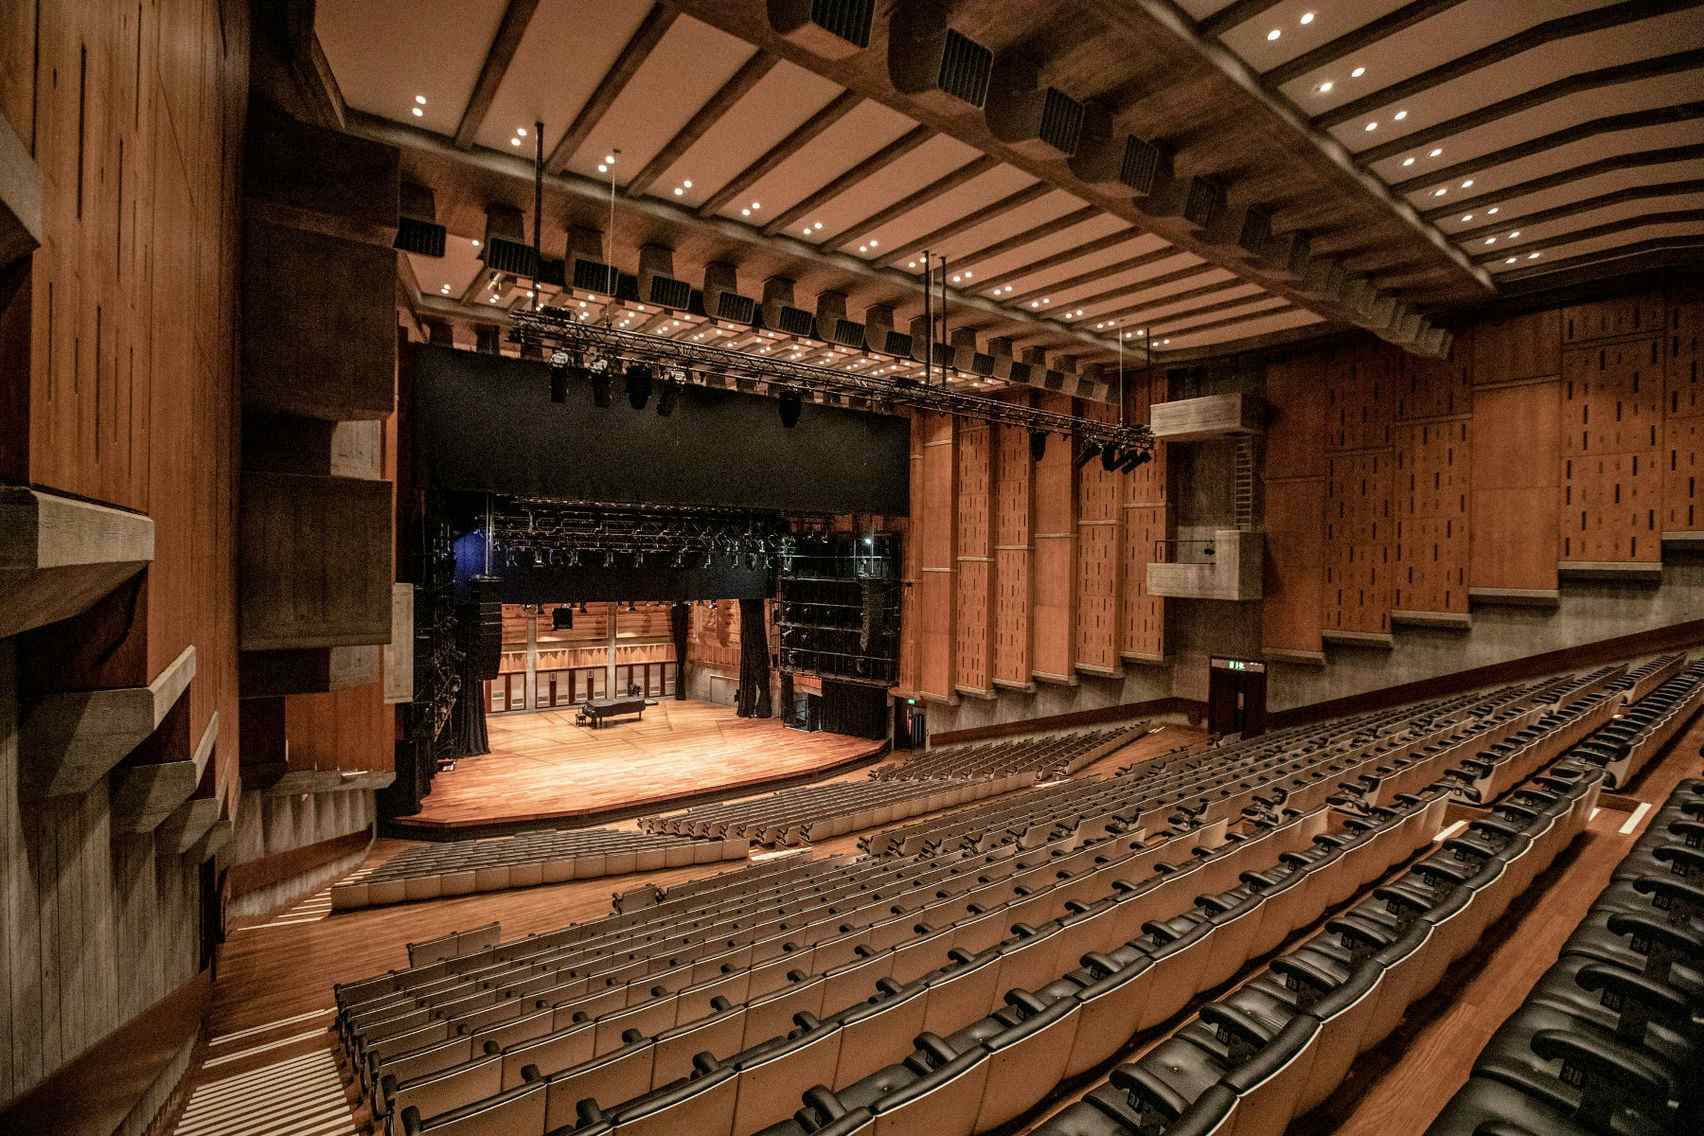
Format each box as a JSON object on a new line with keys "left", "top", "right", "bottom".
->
{"left": 394, "top": 699, "right": 886, "bottom": 832}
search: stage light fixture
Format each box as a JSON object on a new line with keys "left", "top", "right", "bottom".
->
{"left": 626, "top": 364, "right": 654, "bottom": 410}
{"left": 1100, "top": 444, "right": 1122, "bottom": 472}
{"left": 778, "top": 389, "right": 803, "bottom": 428}
{"left": 655, "top": 381, "right": 680, "bottom": 417}
{"left": 1029, "top": 430, "right": 1047, "bottom": 462}
{"left": 1074, "top": 441, "right": 1102, "bottom": 470}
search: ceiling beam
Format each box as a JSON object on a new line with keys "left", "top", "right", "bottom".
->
{"left": 1262, "top": 0, "right": 1469, "bottom": 89}
{"left": 880, "top": 182, "right": 1053, "bottom": 263}
{"left": 1419, "top": 143, "right": 1704, "bottom": 220}
{"left": 1492, "top": 234, "right": 1704, "bottom": 284}
{"left": 697, "top": 89, "right": 861, "bottom": 217}
{"left": 1391, "top": 102, "right": 1704, "bottom": 195}
{"left": 764, "top": 124, "right": 933, "bottom": 236}
{"left": 1199, "top": 0, "right": 1288, "bottom": 39}
{"left": 1450, "top": 178, "right": 1704, "bottom": 243}
{"left": 1103, "top": 276, "right": 1250, "bottom": 323}
{"left": 1155, "top": 303, "right": 1303, "bottom": 340}
{"left": 546, "top": 3, "right": 679, "bottom": 174}
{"left": 1317, "top": 0, "right": 1704, "bottom": 129}
{"left": 1082, "top": 266, "right": 1228, "bottom": 320}
{"left": 454, "top": 0, "right": 540, "bottom": 149}
{"left": 1009, "top": 246, "right": 1185, "bottom": 306}
{"left": 828, "top": 155, "right": 1000, "bottom": 248}
{"left": 351, "top": 112, "right": 1128, "bottom": 357}
{"left": 1154, "top": 320, "right": 1348, "bottom": 363}
{"left": 971, "top": 229, "right": 1144, "bottom": 293}
{"left": 1356, "top": 48, "right": 1704, "bottom": 165}
{"left": 950, "top": 206, "right": 1106, "bottom": 272}
{"left": 1151, "top": 297, "right": 1293, "bottom": 333}
{"left": 625, "top": 51, "right": 778, "bottom": 195}
{"left": 1473, "top": 209, "right": 1704, "bottom": 263}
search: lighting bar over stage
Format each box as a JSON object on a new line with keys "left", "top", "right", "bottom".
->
{"left": 509, "top": 307, "right": 1155, "bottom": 453}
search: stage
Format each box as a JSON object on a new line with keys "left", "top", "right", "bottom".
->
{"left": 387, "top": 699, "right": 888, "bottom": 839}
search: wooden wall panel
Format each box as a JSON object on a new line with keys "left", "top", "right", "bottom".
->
{"left": 689, "top": 600, "right": 741, "bottom": 673}
{"left": 1473, "top": 309, "right": 1562, "bottom": 383}
{"left": 1393, "top": 421, "right": 1470, "bottom": 614}
{"left": 1032, "top": 395, "right": 1077, "bottom": 683}
{"left": 1121, "top": 370, "right": 1167, "bottom": 662}
{"left": 1397, "top": 331, "right": 1472, "bottom": 421}
{"left": 1324, "top": 451, "right": 1393, "bottom": 633}
{"left": 1665, "top": 418, "right": 1703, "bottom": 533}
{"left": 1561, "top": 339, "right": 1665, "bottom": 458}
{"left": 1075, "top": 401, "right": 1120, "bottom": 675}
{"left": 897, "top": 413, "right": 923, "bottom": 694}
{"left": 1265, "top": 353, "right": 1329, "bottom": 480}
{"left": 992, "top": 422, "right": 1032, "bottom": 687}
{"left": 1670, "top": 292, "right": 1702, "bottom": 420}
{"left": 1561, "top": 450, "right": 1663, "bottom": 563}
{"left": 285, "top": 684, "right": 396, "bottom": 772}
{"left": 1471, "top": 380, "right": 1561, "bottom": 591}
{"left": 1325, "top": 344, "right": 1395, "bottom": 452}
{"left": 1559, "top": 339, "right": 1664, "bottom": 563}
{"left": 1562, "top": 291, "right": 1667, "bottom": 345}
{"left": 1262, "top": 478, "right": 1326, "bottom": 653}
{"left": 918, "top": 412, "right": 956, "bottom": 700}
{"left": 954, "top": 423, "right": 993, "bottom": 694}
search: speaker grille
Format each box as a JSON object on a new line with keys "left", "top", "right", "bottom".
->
{"left": 1006, "top": 360, "right": 1032, "bottom": 384}
{"left": 937, "top": 29, "right": 993, "bottom": 108}
{"left": 811, "top": 0, "right": 873, "bottom": 47}
{"left": 831, "top": 318, "right": 865, "bottom": 348}
{"left": 1237, "top": 208, "right": 1273, "bottom": 255}
{"left": 883, "top": 330, "right": 913, "bottom": 357}
{"left": 714, "top": 290, "right": 757, "bottom": 324}
{"left": 646, "top": 274, "right": 693, "bottom": 312}
{"left": 1038, "top": 88, "right": 1086, "bottom": 157}
{"left": 571, "top": 256, "right": 621, "bottom": 296}
{"left": 1184, "top": 179, "right": 1224, "bottom": 228}
{"left": 777, "top": 306, "right": 817, "bottom": 337}
{"left": 970, "top": 352, "right": 994, "bottom": 376}
{"left": 1120, "top": 137, "right": 1166, "bottom": 195}
{"left": 394, "top": 216, "right": 446, "bottom": 256}
{"left": 483, "top": 236, "right": 539, "bottom": 278}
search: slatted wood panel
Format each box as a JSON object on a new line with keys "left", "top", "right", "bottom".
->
{"left": 1473, "top": 309, "right": 1563, "bottom": 387}
{"left": 1032, "top": 395, "right": 1077, "bottom": 683}
{"left": 1393, "top": 421, "right": 1470, "bottom": 614}
{"left": 286, "top": 684, "right": 397, "bottom": 773}
{"left": 1561, "top": 339, "right": 1666, "bottom": 459}
{"left": 1561, "top": 450, "right": 1664, "bottom": 564}
{"left": 1470, "top": 381, "right": 1562, "bottom": 591}
{"left": 1562, "top": 292, "right": 1667, "bottom": 346}
{"left": 1560, "top": 339, "right": 1664, "bottom": 563}
{"left": 1665, "top": 419, "right": 1704, "bottom": 533}
{"left": 1325, "top": 345, "right": 1396, "bottom": 452}
{"left": 992, "top": 421, "right": 1033, "bottom": 688}
{"left": 1397, "top": 331, "right": 1472, "bottom": 422}
{"left": 1667, "top": 293, "right": 1703, "bottom": 421}
{"left": 1075, "top": 400, "right": 1120, "bottom": 674}
{"left": 897, "top": 413, "right": 923, "bottom": 694}
{"left": 1121, "top": 370, "right": 1167, "bottom": 662}
{"left": 918, "top": 411, "right": 956, "bottom": 701}
{"left": 1, "top": 0, "right": 247, "bottom": 1109}
{"left": 954, "top": 422, "right": 994, "bottom": 693}
{"left": 689, "top": 600, "right": 740, "bottom": 673}
{"left": 1324, "top": 451, "right": 1394, "bottom": 634}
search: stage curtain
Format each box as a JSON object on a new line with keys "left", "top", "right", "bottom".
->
{"left": 440, "top": 646, "right": 490, "bottom": 757}
{"left": 737, "top": 597, "right": 772, "bottom": 718}
{"left": 671, "top": 601, "right": 690, "bottom": 700}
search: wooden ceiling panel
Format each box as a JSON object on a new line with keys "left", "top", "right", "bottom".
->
{"left": 1090, "top": 280, "right": 1266, "bottom": 325}
{"left": 1012, "top": 244, "right": 1194, "bottom": 306}
{"left": 463, "top": 0, "right": 653, "bottom": 155}
{"left": 409, "top": 236, "right": 488, "bottom": 301}
{"left": 890, "top": 189, "right": 1088, "bottom": 265}
{"left": 1434, "top": 163, "right": 1704, "bottom": 236}
{"left": 1220, "top": 0, "right": 1414, "bottom": 72}
{"left": 728, "top": 101, "right": 917, "bottom": 228}
{"left": 1275, "top": 1, "right": 1611, "bottom": 110}
{"left": 1484, "top": 215, "right": 1704, "bottom": 273}
{"left": 747, "top": 132, "right": 982, "bottom": 231}
{"left": 317, "top": 0, "right": 510, "bottom": 134}
{"left": 1473, "top": 189, "right": 1704, "bottom": 254}
{"left": 851, "top": 165, "right": 1040, "bottom": 259}
{"left": 1160, "top": 306, "right": 1325, "bottom": 348}
{"left": 954, "top": 216, "right": 1135, "bottom": 285}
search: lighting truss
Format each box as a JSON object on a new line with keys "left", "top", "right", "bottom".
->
{"left": 489, "top": 499, "right": 793, "bottom": 567}
{"left": 510, "top": 307, "right": 1154, "bottom": 452}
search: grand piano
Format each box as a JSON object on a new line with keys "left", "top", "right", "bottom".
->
{"left": 579, "top": 696, "right": 648, "bottom": 729}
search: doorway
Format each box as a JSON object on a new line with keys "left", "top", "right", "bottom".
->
{"left": 1207, "top": 656, "right": 1267, "bottom": 738}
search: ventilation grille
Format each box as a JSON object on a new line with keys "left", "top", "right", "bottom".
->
{"left": 713, "top": 290, "right": 757, "bottom": 325}
{"left": 646, "top": 274, "right": 693, "bottom": 312}
{"left": 394, "top": 216, "right": 446, "bottom": 257}
{"left": 1237, "top": 209, "right": 1273, "bottom": 255}
{"left": 1039, "top": 89, "right": 1086, "bottom": 157}
{"left": 776, "top": 306, "right": 817, "bottom": 337}
{"left": 937, "top": 30, "right": 993, "bottom": 108}
{"left": 970, "top": 353, "right": 994, "bottom": 376}
{"left": 571, "top": 257, "right": 621, "bottom": 296}
{"left": 1042, "top": 370, "right": 1066, "bottom": 391}
{"left": 1184, "top": 179, "right": 1224, "bottom": 228}
{"left": 831, "top": 319, "right": 865, "bottom": 349}
{"left": 811, "top": 0, "right": 873, "bottom": 47}
{"left": 484, "top": 236, "right": 539, "bottom": 278}
{"left": 1120, "top": 138, "right": 1166, "bottom": 195}
{"left": 882, "top": 330, "right": 913, "bottom": 357}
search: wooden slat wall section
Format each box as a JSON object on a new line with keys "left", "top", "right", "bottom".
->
{"left": 918, "top": 411, "right": 957, "bottom": 700}
{"left": 1076, "top": 400, "right": 1121, "bottom": 674}
{"left": 1263, "top": 353, "right": 1329, "bottom": 654}
{"left": 285, "top": 685, "right": 397, "bottom": 772}
{"left": 1032, "top": 395, "right": 1077, "bottom": 683}
{"left": 1560, "top": 337, "right": 1665, "bottom": 563}
{"left": 1562, "top": 293, "right": 1668, "bottom": 345}
{"left": 1, "top": 0, "right": 245, "bottom": 1109}
{"left": 1668, "top": 290, "right": 1704, "bottom": 534}
{"left": 1324, "top": 451, "right": 1394, "bottom": 634}
{"left": 1121, "top": 369, "right": 1168, "bottom": 662}
{"left": 1473, "top": 309, "right": 1563, "bottom": 385}
{"left": 992, "top": 422, "right": 1033, "bottom": 687}
{"left": 897, "top": 414, "right": 923, "bottom": 693}
{"left": 1393, "top": 421, "right": 1470, "bottom": 614}
{"left": 954, "top": 422, "right": 994, "bottom": 694}
{"left": 1471, "top": 381, "right": 1562, "bottom": 590}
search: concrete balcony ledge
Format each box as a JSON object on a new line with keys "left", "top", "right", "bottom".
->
{"left": 1322, "top": 628, "right": 1396, "bottom": 649}
{"left": 1147, "top": 530, "right": 1264, "bottom": 601}
{"left": 156, "top": 796, "right": 222, "bottom": 854}
{"left": 1662, "top": 530, "right": 1704, "bottom": 549}
{"left": 1469, "top": 586, "right": 1561, "bottom": 608}
{"left": 0, "top": 112, "right": 42, "bottom": 268}
{"left": 0, "top": 487, "right": 154, "bottom": 639}
{"left": 1149, "top": 393, "right": 1264, "bottom": 441}
{"left": 1120, "top": 651, "right": 1172, "bottom": 667}
{"left": 1391, "top": 609, "right": 1472, "bottom": 631}
{"left": 20, "top": 645, "right": 196, "bottom": 800}
{"left": 1263, "top": 647, "right": 1327, "bottom": 667}
{"left": 112, "top": 711, "right": 219, "bottom": 834}
{"left": 1557, "top": 560, "right": 1663, "bottom": 582}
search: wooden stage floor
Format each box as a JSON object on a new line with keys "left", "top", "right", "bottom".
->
{"left": 391, "top": 699, "right": 886, "bottom": 835}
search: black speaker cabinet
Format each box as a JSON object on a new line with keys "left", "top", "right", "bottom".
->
{"left": 463, "top": 576, "right": 503, "bottom": 679}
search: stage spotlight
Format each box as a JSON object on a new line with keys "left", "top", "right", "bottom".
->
{"left": 549, "top": 359, "right": 568, "bottom": 403}
{"left": 1029, "top": 430, "right": 1047, "bottom": 462}
{"left": 626, "top": 365, "right": 654, "bottom": 410}
{"left": 1074, "top": 441, "right": 1102, "bottom": 469}
{"left": 778, "top": 390, "right": 803, "bottom": 428}
{"left": 1100, "top": 444, "right": 1121, "bottom": 472}
{"left": 552, "top": 605, "right": 574, "bottom": 630}
{"left": 590, "top": 370, "right": 613, "bottom": 408}
{"left": 656, "top": 381, "right": 680, "bottom": 417}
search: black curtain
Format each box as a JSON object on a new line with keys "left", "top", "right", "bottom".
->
{"left": 736, "top": 597, "right": 772, "bottom": 718}
{"left": 440, "top": 636, "right": 490, "bottom": 757}
{"left": 670, "top": 601, "right": 690, "bottom": 701}
{"left": 819, "top": 679, "right": 888, "bottom": 739}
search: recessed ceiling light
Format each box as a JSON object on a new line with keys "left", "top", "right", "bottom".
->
{"left": 1317, "top": 80, "right": 1334, "bottom": 94}
{"left": 1029, "top": 301, "right": 1038, "bottom": 308}
{"left": 596, "top": 163, "right": 608, "bottom": 173}
{"left": 1487, "top": 207, "right": 1499, "bottom": 215}
{"left": 950, "top": 273, "right": 960, "bottom": 282}
{"left": 1460, "top": 179, "right": 1473, "bottom": 189}
{"left": 1300, "top": 12, "right": 1315, "bottom": 25}
{"left": 1429, "top": 148, "right": 1443, "bottom": 158}
{"left": 740, "top": 208, "right": 750, "bottom": 216}
{"left": 750, "top": 201, "right": 761, "bottom": 210}
{"left": 1042, "top": 298, "right": 1051, "bottom": 305}
{"left": 1484, "top": 237, "right": 1496, "bottom": 244}
{"left": 1162, "top": 338, "right": 1170, "bottom": 345}
{"left": 1402, "top": 157, "right": 1415, "bottom": 166}
{"left": 1433, "top": 188, "right": 1447, "bottom": 197}
{"left": 471, "top": 239, "right": 481, "bottom": 248}
{"left": 1351, "top": 66, "right": 1366, "bottom": 78}
{"left": 604, "top": 154, "right": 617, "bottom": 164}
{"left": 869, "top": 239, "right": 878, "bottom": 248}
{"left": 908, "top": 260, "right": 918, "bottom": 268}
{"left": 1267, "top": 28, "right": 1281, "bottom": 41}
{"left": 1393, "top": 110, "right": 1407, "bottom": 121}
{"left": 1364, "top": 121, "right": 1378, "bottom": 132}
{"left": 963, "top": 270, "right": 971, "bottom": 278}
{"left": 415, "top": 95, "right": 427, "bottom": 105}
{"left": 510, "top": 137, "right": 521, "bottom": 146}
{"left": 440, "top": 284, "right": 450, "bottom": 293}
{"left": 515, "top": 127, "right": 527, "bottom": 137}
{"left": 674, "top": 187, "right": 684, "bottom": 195}
{"left": 411, "top": 106, "right": 424, "bottom": 117}
{"left": 1505, "top": 257, "right": 1516, "bottom": 264}
{"left": 1461, "top": 214, "right": 1473, "bottom": 222}
{"left": 1508, "top": 230, "right": 1520, "bottom": 239}
{"left": 683, "top": 179, "right": 692, "bottom": 189}
{"left": 860, "top": 243, "right": 870, "bottom": 253}
{"left": 1528, "top": 252, "right": 1541, "bottom": 259}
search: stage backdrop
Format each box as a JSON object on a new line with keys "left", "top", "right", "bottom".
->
{"left": 411, "top": 346, "right": 910, "bottom": 515}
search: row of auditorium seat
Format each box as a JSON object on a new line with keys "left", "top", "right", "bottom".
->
{"left": 332, "top": 828, "right": 748, "bottom": 911}
{"left": 1426, "top": 778, "right": 1702, "bottom": 1134}
{"left": 1034, "top": 758, "right": 1607, "bottom": 1136}
{"left": 870, "top": 727, "right": 1138, "bottom": 783}
{"left": 639, "top": 775, "right": 1029, "bottom": 846}
{"left": 1567, "top": 662, "right": 1704, "bottom": 789}
{"left": 1608, "top": 653, "right": 1687, "bottom": 707}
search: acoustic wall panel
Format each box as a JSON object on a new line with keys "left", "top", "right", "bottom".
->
{"left": 1075, "top": 401, "right": 1121, "bottom": 675}
{"left": 955, "top": 422, "right": 994, "bottom": 693}
{"left": 919, "top": 411, "right": 957, "bottom": 699}
{"left": 1561, "top": 339, "right": 1665, "bottom": 458}
{"left": 1665, "top": 418, "right": 1702, "bottom": 533}
{"left": 1393, "top": 421, "right": 1470, "bottom": 613}
{"left": 1473, "top": 308, "right": 1562, "bottom": 385}
{"left": 1561, "top": 450, "right": 1663, "bottom": 563}
{"left": 1397, "top": 330, "right": 1472, "bottom": 421}
{"left": 1471, "top": 381, "right": 1561, "bottom": 591}
{"left": 992, "top": 421, "right": 1033, "bottom": 687}
{"left": 1562, "top": 291, "right": 1666, "bottom": 345}
{"left": 1668, "top": 293, "right": 1702, "bottom": 420}
{"left": 1121, "top": 369, "right": 1168, "bottom": 661}
{"left": 1324, "top": 451, "right": 1393, "bottom": 633}
{"left": 898, "top": 412, "right": 924, "bottom": 693}
{"left": 1032, "top": 394, "right": 1077, "bottom": 683}
{"left": 1123, "top": 369, "right": 1170, "bottom": 504}
{"left": 1325, "top": 344, "right": 1395, "bottom": 452}
{"left": 1265, "top": 354, "right": 1329, "bottom": 480}
{"left": 1263, "top": 478, "right": 1327, "bottom": 654}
